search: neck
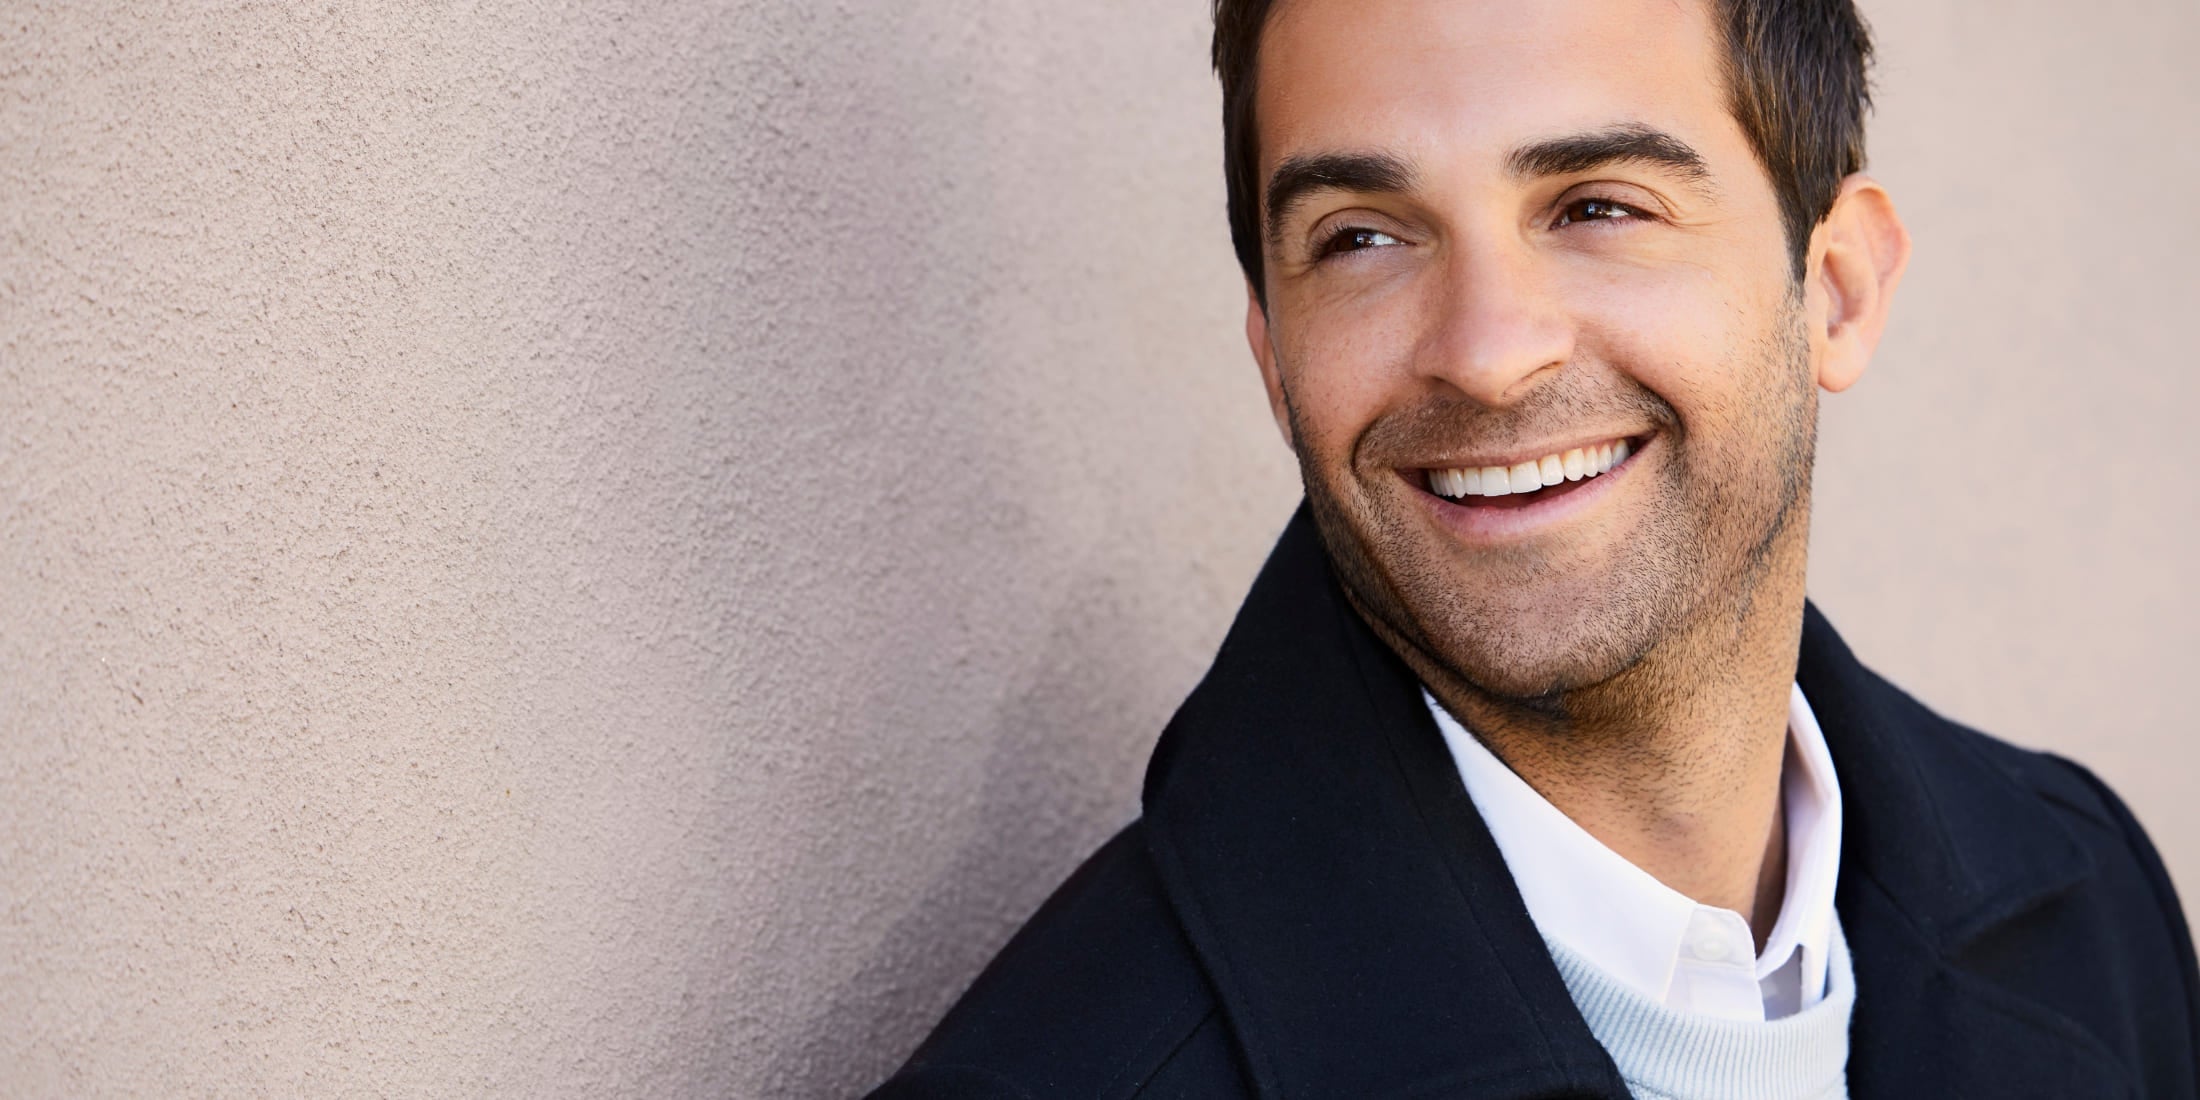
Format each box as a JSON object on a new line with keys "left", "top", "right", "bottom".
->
{"left": 1412, "top": 530, "right": 1809, "bottom": 942}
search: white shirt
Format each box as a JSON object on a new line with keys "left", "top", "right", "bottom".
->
{"left": 1426, "top": 683, "right": 1843, "bottom": 1023}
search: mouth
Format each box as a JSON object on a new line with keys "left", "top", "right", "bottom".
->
{"left": 1414, "top": 434, "right": 1647, "bottom": 511}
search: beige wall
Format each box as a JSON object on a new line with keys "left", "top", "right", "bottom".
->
{"left": 2, "top": 1, "right": 2191, "bottom": 1095}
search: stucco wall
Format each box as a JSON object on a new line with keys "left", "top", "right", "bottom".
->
{"left": 3, "top": 1, "right": 2192, "bottom": 1096}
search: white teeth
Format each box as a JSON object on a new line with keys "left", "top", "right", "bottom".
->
{"left": 1507, "top": 461, "right": 1541, "bottom": 493}
{"left": 1538, "top": 455, "right": 1565, "bottom": 488}
{"left": 1426, "top": 439, "right": 1636, "bottom": 500}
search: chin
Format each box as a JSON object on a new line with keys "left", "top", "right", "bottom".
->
{"left": 1415, "top": 591, "right": 1663, "bottom": 702}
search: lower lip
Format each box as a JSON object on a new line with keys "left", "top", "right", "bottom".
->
{"left": 1409, "top": 436, "right": 1651, "bottom": 543}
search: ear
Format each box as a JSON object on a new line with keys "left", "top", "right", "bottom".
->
{"left": 1806, "top": 174, "right": 1910, "bottom": 393}
{"left": 1244, "top": 281, "right": 1295, "bottom": 449}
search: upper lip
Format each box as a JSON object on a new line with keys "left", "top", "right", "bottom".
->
{"left": 1405, "top": 431, "right": 1647, "bottom": 471}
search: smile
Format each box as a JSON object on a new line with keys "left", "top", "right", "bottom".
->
{"left": 1422, "top": 437, "right": 1635, "bottom": 504}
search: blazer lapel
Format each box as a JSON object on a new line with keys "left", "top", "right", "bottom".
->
{"left": 1140, "top": 507, "right": 1626, "bottom": 1099}
{"left": 1799, "top": 604, "right": 2135, "bottom": 1098}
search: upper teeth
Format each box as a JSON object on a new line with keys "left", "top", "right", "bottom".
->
{"left": 1426, "top": 439, "right": 1631, "bottom": 499}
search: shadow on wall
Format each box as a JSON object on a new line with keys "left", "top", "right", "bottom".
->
{"left": 764, "top": 612, "right": 1158, "bottom": 1095}
{"left": 613, "top": 5, "right": 1247, "bottom": 1096}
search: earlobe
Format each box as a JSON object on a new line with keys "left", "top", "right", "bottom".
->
{"left": 1245, "top": 284, "right": 1295, "bottom": 449}
{"left": 1811, "top": 175, "right": 1911, "bottom": 394}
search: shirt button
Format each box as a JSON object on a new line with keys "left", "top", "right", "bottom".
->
{"left": 1690, "top": 935, "right": 1733, "bottom": 962}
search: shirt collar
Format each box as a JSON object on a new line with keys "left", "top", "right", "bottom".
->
{"left": 1765, "top": 682, "right": 1843, "bottom": 1005}
{"left": 1427, "top": 683, "right": 1843, "bottom": 1013}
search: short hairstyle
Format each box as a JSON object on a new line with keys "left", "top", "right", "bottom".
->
{"left": 1212, "top": 0, "right": 1876, "bottom": 302}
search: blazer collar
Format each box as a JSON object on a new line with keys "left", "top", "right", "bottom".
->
{"left": 1796, "top": 603, "right": 2127, "bottom": 1096}
{"left": 1141, "top": 505, "right": 2107, "bottom": 1099}
{"left": 1795, "top": 601, "right": 2091, "bottom": 952}
{"left": 1141, "top": 507, "right": 1627, "bottom": 1099}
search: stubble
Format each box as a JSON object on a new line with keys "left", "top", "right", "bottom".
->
{"left": 1290, "top": 288, "right": 1820, "bottom": 738}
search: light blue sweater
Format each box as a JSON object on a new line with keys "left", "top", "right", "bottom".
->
{"left": 1545, "top": 915, "right": 1854, "bottom": 1100}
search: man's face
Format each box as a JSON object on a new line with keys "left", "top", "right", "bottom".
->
{"left": 1249, "top": 0, "right": 1832, "bottom": 700}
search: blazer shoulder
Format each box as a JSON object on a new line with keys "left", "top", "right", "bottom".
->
{"left": 870, "top": 821, "right": 1247, "bottom": 1100}
{"left": 2012, "top": 740, "right": 2196, "bottom": 974}
{"left": 1954, "top": 719, "right": 2176, "bottom": 851}
{"left": 1941, "top": 720, "right": 2200, "bottom": 1093}
{"left": 1941, "top": 716, "right": 2183, "bottom": 908}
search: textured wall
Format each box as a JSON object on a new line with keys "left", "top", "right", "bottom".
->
{"left": 2, "top": 1, "right": 2191, "bottom": 1096}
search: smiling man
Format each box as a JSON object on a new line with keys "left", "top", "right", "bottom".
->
{"left": 871, "top": 1, "right": 2198, "bottom": 1097}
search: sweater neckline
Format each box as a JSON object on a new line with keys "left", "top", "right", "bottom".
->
{"left": 1543, "top": 913, "right": 1854, "bottom": 1100}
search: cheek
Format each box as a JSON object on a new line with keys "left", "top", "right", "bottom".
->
{"left": 1271, "top": 290, "right": 1425, "bottom": 455}
{"left": 1573, "top": 262, "right": 1766, "bottom": 431}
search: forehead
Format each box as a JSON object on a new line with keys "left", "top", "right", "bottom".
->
{"left": 1255, "top": 0, "right": 1738, "bottom": 178}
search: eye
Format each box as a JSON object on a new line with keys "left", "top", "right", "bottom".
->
{"left": 1553, "top": 197, "right": 1648, "bottom": 228}
{"left": 1316, "top": 226, "right": 1403, "bottom": 259}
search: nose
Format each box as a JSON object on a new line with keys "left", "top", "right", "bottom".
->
{"left": 1419, "top": 238, "right": 1574, "bottom": 407}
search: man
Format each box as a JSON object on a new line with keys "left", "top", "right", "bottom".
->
{"left": 872, "top": 0, "right": 2199, "bottom": 1096}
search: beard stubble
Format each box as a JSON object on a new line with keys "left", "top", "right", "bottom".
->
{"left": 1288, "top": 291, "right": 1820, "bottom": 729}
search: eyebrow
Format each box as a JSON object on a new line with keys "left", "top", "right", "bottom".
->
{"left": 1262, "top": 123, "right": 1716, "bottom": 244}
{"left": 1505, "top": 123, "right": 1714, "bottom": 192}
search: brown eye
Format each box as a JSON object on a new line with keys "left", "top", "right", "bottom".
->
{"left": 1554, "top": 198, "right": 1642, "bottom": 228}
{"left": 1319, "top": 227, "right": 1402, "bottom": 258}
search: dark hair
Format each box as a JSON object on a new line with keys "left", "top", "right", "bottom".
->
{"left": 1213, "top": 0, "right": 1875, "bottom": 301}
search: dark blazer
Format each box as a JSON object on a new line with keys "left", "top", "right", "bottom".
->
{"left": 871, "top": 507, "right": 2199, "bottom": 1099}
